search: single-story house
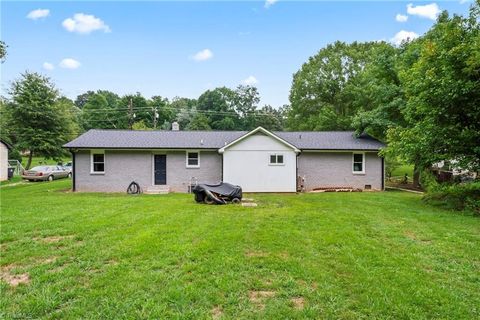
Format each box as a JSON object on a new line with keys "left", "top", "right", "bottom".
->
{"left": 63, "top": 126, "right": 385, "bottom": 193}
{"left": 0, "top": 139, "right": 12, "bottom": 181}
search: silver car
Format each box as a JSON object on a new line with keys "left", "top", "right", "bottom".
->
{"left": 22, "top": 165, "right": 71, "bottom": 182}
{"left": 63, "top": 162, "right": 72, "bottom": 174}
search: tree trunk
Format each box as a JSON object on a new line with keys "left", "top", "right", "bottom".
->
{"left": 26, "top": 150, "right": 33, "bottom": 170}
{"left": 413, "top": 161, "right": 421, "bottom": 188}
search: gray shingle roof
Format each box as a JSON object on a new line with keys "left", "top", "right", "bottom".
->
{"left": 64, "top": 129, "right": 384, "bottom": 151}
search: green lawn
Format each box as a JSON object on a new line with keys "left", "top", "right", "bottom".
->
{"left": 391, "top": 164, "right": 414, "bottom": 178}
{"left": 1, "top": 181, "right": 479, "bottom": 319}
{"left": 21, "top": 156, "right": 71, "bottom": 168}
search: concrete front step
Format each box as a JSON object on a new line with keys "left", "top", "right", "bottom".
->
{"left": 144, "top": 185, "right": 170, "bottom": 194}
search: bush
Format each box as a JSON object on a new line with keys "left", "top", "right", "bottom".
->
{"left": 8, "top": 148, "right": 22, "bottom": 162}
{"left": 423, "top": 182, "right": 480, "bottom": 215}
{"left": 420, "top": 170, "right": 439, "bottom": 192}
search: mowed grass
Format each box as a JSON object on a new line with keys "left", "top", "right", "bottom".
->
{"left": 391, "top": 164, "right": 414, "bottom": 178}
{"left": 0, "top": 181, "right": 479, "bottom": 319}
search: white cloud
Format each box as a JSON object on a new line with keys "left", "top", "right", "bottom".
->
{"left": 191, "top": 49, "right": 213, "bottom": 62}
{"left": 43, "top": 62, "right": 54, "bottom": 70}
{"left": 62, "top": 13, "right": 111, "bottom": 34}
{"left": 407, "top": 3, "right": 441, "bottom": 20}
{"left": 459, "top": 0, "right": 472, "bottom": 4}
{"left": 59, "top": 58, "right": 81, "bottom": 69}
{"left": 265, "top": 0, "right": 278, "bottom": 9}
{"left": 242, "top": 76, "right": 259, "bottom": 86}
{"left": 396, "top": 14, "right": 408, "bottom": 22}
{"left": 391, "top": 30, "right": 419, "bottom": 46}
{"left": 26, "top": 9, "right": 50, "bottom": 20}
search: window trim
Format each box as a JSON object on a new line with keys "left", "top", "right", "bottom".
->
{"left": 186, "top": 150, "right": 200, "bottom": 168}
{"left": 90, "top": 150, "right": 105, "bottom": 175}
{"left": 269, "top": 153, "right": 285, "bottom": 166}
{"left": 352, "top": 152, "right": 365, "bottom": 174}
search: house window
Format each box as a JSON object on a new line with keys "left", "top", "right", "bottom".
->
{"left": 186, "top": 151, "right": 200, "bottom": 168}
{"left": 91, "top": 151, "right": 105, "bottom": 174}
{"left": 269, "top": 154, "right": 284, "bottom": 165}
{"left": 353, "top": 153, "right": 365, "bottom": 174}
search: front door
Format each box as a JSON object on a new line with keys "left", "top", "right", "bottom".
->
{"left": 154, "top": 154, "right": 167, "bottom": 185}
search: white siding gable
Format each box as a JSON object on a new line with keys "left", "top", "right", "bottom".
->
{"left": 0, "top": 142, "right": 9, "bottom": 181}
{"left": 222, "top": 132, "right": 297, "bottom": 192}
{"left": 226, "top": 132, "right": 294, "bottom": 151}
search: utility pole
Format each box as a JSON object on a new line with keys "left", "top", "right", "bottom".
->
{"left": 153, "top": 107, "right": 159, "bottom": 129}
{"left": 128, "top": 98, "right": 133, "bottom": 130}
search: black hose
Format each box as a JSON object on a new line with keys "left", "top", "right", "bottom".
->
{"left": 127, "top": 181, "right": 142, "bottom": 194}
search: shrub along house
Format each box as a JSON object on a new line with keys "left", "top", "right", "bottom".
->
{"left": 63, "top": 126, "right": 385, "bottom": 193}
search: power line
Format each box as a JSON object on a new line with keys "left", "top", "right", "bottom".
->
{"left": 1, "top": 104, "right": 285, "bottom": 117}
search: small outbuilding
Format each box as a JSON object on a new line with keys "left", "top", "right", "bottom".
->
{"left": 0, "top": 139, "right": 12, "bottom": 181}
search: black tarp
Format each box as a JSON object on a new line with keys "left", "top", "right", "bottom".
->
{"left": 193, "top": 182, "right": 242, "bottom": 204}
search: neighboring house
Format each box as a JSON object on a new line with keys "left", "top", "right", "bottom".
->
{"left": 63, "top": 126, "right": 385, "bottom": 193}
{"left": 432, "top": 160, "right": 477, "bottom": 182}
{"left": 0, "top": 139, "right": 12, "bottom": 181}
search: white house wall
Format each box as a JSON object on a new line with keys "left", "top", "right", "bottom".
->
{"left": 0, "top": 142, "right": 8, "bottom": 181}
{"left": 222, "top": 133, "right": 297, "bottom": 192}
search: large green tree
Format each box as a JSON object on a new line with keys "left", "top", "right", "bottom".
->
{"left": 8, "top": 72, "right": 76, "bottom": 169}
{"left": 169, "top": 97, "right": 197, "bottom": 130}
{"left": 186, "top": 113, "right": 211, "bottom": 130}
{"left": 197, "top": 87, "right": 239, "bottom": 130}
{"left": 351, "top": 43, "right": 405, "bottom": 140}
{"left": 252, "top": 105, "right": 286, "bottom": 131}
{"left": 288, "top": 41, "right": 386, "bottom": 130}
{"left": 81, "top": 90, "right": 122, "bottom": 130}
{"left": 120, "top": 93, "right": 150, "bottom": 129}
{"left": 0, "top": 41, "right": 7, "bottom": 62}
{"left": 232, "top": 85, "right": 260, "bottom": 130}
{"left": 74, "top": 90, "right": 94, "bottom": 109}
{"left": 388, "top": 3, "right": 480, "bottom": 181}
{"left": 149, "top": 96, "right": 173, "bottom": 129}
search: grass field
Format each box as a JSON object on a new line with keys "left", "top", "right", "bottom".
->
{"left": 21, "top": 156, "right": 71, "bottom": 168}
{"left": 391, "top": 164, "right": 414, "bottom": 179}
{"left": 1, "top": 180, "right": 479, "bottom": 319}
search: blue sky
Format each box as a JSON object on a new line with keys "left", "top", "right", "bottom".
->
{"left": 1, "top": 1, "right": 472, "bottom": 107}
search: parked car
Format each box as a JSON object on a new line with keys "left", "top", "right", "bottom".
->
{"left": 22, "top": 165, "right": 71, "bottom": 182}
{"left": 63, "top": 162, "right": 72, "bottom": 173}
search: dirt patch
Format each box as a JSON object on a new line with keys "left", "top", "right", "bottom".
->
{"left": 0, "top": 265, "right": 30, "bottom": 287}
{"left": 262, "top": 279, "right": 273, "bottom": 286}
{"left": 386, "top": 183, "right": 423, "bottom": 192}
{"left": 297, "top": 279, "right": 318, "bottom": 291}
{"left": 245, "top": 250, "right": 269, "bottom": 258}
{"left": 248, "top": 290, "right": 276, "bottom": 310}
{"left": 278, "top": 252, "right": 289, "bottom": 259}
{"left": 291, "top": 297, "right": 305, "bottom": 310}
{"left": 38, "top": 256, "right": 57, "bottom": 264}
{"left": 34, "top": 235, "right": 74, "bottom": 243}
{"left": 48, "top": 264, "right": 68, "bottom": 273}
{"left": 241, "top": 202, "right": 257, "bottom": 207}
{"left": 404, "top": 231, "right": 432, "bottom": 244}
{"left": 211, "top": 306, "right": 223, "bottom": 319}
{"left": 105, "top": 259, "right": 119, "bottom": 266}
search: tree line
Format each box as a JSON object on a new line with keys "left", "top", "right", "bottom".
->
{"left": 1, "top": 2, "right": 479, "bottom": 183}
{"left": 288, "top": 3, "right": 479, "bottom": 186}
{"left": 0, "top": 74, "right": 287, "bottom": 168}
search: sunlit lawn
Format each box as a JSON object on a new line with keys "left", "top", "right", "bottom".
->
{"left": 1, "top": 180, "right": 479, "bottom": 319}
